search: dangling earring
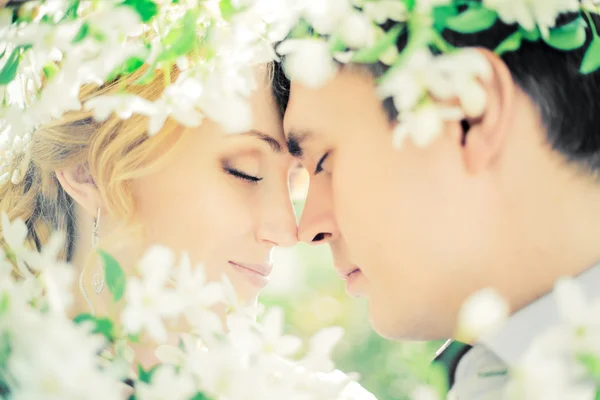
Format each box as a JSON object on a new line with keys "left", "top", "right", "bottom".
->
{"left": 79, "top": 208, "right": 102, "bottom": 316}
{"left": 91, "top": 207, "right": 104, "bottom": 294}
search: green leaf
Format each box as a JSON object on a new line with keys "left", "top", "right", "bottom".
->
{"left": 121, "top": 0, "right": 158, "bottom": 23}
{"left": 219, "top": 0, "right": 236, "bottom": 20}
{"left": 432, "top": 5, "right": 458, "bottom": 32}
{"left": 328, "top": 35, "right": 347, "bottom": 53}
{"left": 0, "top": 47, "right": 24, "bottom": 85}
{"left": 106, "top": 56, "right": 145, "bottom": 81}
{"left": 494, "top": 30, "right": 523, "bottom": 55}
{"left": 403, "top": 0, "right": 416, "bottom": 12}
{"left": 157, "top": 9, "right": 198, "bottom": 63}
{"left": 190, "top": 393, "right": 213, "bottom": 400}
{"left": 290, "top": 19, "right": 312, "bottom": 38}
{"left": 581, "top": 36, "right": 600, "bottom": 73}
{"left": 127, "top": 332, "right": 142, "bottom": 343}
{"left": 98, "top": 249, "right": 126, "bottom": 302}
{"left": 576, "top": 353, "right": 600, "bottom": 381}
{"left": 73, "top": 313, "right": 116, "bottom": 341}
{"left": 134, "top": 67, "right": 156, "bottom": 85}
{"left": 60, "top": 0, "right": 80, "bottom": 22}
{"left": 42, "top": 63, "right": 59, "bottom": 80}
{"left": 352, "top": 24, "right": 404, "bottom": 64}
{"left": 137, "top": 364, "right": 161, "bottom": 384}
{"left": 0, "top": 292, "right": 9, "bottom": 315}
{"left": 445, "top": 7, "right": 497, "bottom": 34}
{"left": 0, "top": 332, "right": 11, "bottom": 368}
{"left": 543, "top": 18, "right": 587, "bottom": 51}
{"left": 71, "top": 22, "right": 89, "bottom": 44}
{"left": 595, "top": 388, "right": 600, "bottom": 400}
{"left": 520, "top": 26, "right": 541, "bottom": 42}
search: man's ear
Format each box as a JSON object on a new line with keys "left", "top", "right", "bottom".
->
{"left": 460, "top": 48, "right": 516, "bottom": 174}
{"left": 55, "top": 165, "right": 103, "bottom": 218}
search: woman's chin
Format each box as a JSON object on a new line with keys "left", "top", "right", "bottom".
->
{"left": 228, "top": 274, "right": 267, "bottom": 305}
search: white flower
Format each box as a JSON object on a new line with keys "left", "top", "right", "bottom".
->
{"left": 21, "top": 232, "right": 74, "bottom": 314}
{"left": 146, "top": 79, "right": 205, "bottom": 136}
{"left": 221, "top": 273, "right": 263, "bottom": 317}
{"left": 302, "top": 0, "right": 352, "bottom": 34}
{"left": 411, "top": 385, "right": 440, "bottom": 400}
{"left": 155, "top": 333, "right": 208, "bottom": 377}
{"left": 121, "top": 246, "right": 184, "bottom": 343}
{"left": 506, "top": 332, "right": 597, "bottom": 400}
{"left": 8, "top": 314, "right": 123, "bottom": 400}
{"left": 1, "top": 212, "right": 28, "bottom": 254}
{"left": 503, "top": 278, "right": 600, "bottom": 399}
{"left": 1, "top": 212, "right": 32, "bottom": 278}
{"left": 278, "top": 39, "right": 338, "bottom": 89}
{"left": 553, "top": 278, "right": 587, "bottom": 326}
{"left": 378, "top": 49, "right": 490, "bottom": 148}
{"left": 338, "top": 11, "right": 375, "bottom": 49}
{"left": 378, "top": 49, "right": 434, "bottom": 111}
{"left": 196, "top": 72, "right": 252, "bottom": 134}
{"left": 10, "top": 20, "right": 81, "bottom": 63}
{"left": 257, "top": 0, "right": 304, "bottom": 42}
{"left": 258, "top": 307, "right": 303, "bottom": 357}
{"left": 29, "top": 63, "right": 82, "bottom": 121}
{"left": 173, "top": 253, "right": 224, "bottom": 341}
{"left": 392, "top": 104, "right": 463, "bottom": 148}
{"left": 192, "top": 343, "right": 248, "bottom": 397}
{"left": 84, "top": 94, "right": 155, "bottom": 122}
{"left": 300, "top": 326, "right": 344, "bottom": 373}
{"left": 339, "top": 379, "right": 379, "bottom": 400}
{"left": 136, "top": 366, "right": 195, "bottom": 400}
{"left": 363, "top": 1, "right": 407, "bottom": 23}
{"left": 483, "top": 0, "right": 580, "bottom": 36}
{"left": 457, "top": 288, "right": 510, "bottom": 342}
{"left": 86, "top": 6, "right": 142, "bottom": 41}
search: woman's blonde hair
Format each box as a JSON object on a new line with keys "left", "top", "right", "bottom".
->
{"left": 0, "top": 65, "right": 183, "bottom": 268}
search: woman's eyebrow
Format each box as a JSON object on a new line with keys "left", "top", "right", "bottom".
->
{"left": 237, "top": 130, "right": 283, "bottom": 153}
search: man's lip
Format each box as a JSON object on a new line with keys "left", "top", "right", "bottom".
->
{"left": 228, "top": 261, "right": 273, "bottom": 277}
{"left": 335, "top": 265, "right": 362, "bottom": 280}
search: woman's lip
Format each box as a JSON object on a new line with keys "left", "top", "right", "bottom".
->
{"left": 228, "top": 261, "right": 272, "bottom": 289}
{"left": 228, "top": 261, "right": 272, "bottom": 277}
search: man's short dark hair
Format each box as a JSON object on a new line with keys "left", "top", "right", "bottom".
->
{"left": 274, "top": 7, "right": 600, "bottom": 174}
{"left": 376, "top": 10, "right": 600, "bottom": 174}
{"left": 271, "top": 61, "right": 290, "bottom": 119}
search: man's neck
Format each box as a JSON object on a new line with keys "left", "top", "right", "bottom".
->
{"left": 501, "top": 171, "right": 600, "bottom": 315}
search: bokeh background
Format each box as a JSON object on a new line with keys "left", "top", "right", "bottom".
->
{"left": 260, "top": 170, "right": 445, "bottom": 400}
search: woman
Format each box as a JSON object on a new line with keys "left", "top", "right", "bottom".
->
{"left": 0, "top": 61, "right": 297, "bottom": 342}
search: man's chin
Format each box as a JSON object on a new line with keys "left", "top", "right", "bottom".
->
{"left": 367, "top": 300, "right": 449, "bottom": 341}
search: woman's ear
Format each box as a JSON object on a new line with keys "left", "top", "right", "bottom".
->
{"left": 460, "top": 48, "right": 516, "bottom": 174}
{"left": 55, "top": 165, "right": 103, "bottom": 218}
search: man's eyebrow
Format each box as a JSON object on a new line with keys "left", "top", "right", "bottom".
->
{"left": 286, "top": 131, "right": 311, "bottom": 158}
{"left": 239, "top": 130, "right": 283, "bottom": 153}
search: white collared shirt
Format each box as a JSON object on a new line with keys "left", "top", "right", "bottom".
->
{"left": 450, "top": 264, "right": 600, "bottom": 399}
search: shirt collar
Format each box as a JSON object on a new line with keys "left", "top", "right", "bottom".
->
{"left": 479, "top": 263, "right": 600, "bottom": 367}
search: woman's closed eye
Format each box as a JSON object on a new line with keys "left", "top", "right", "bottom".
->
{"left": 223, "top": 162, "right": 263, "bottom": 184}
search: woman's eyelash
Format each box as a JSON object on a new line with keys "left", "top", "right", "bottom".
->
{"left": 315, "top": 152, "right": 329, "bottom": 174}
{"left": 225, "top": 167, "right": 262, "bottom": 184}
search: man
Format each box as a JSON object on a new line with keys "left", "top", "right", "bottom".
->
{"left": 282, "top": 11, "right": 600, "bottom": 397}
